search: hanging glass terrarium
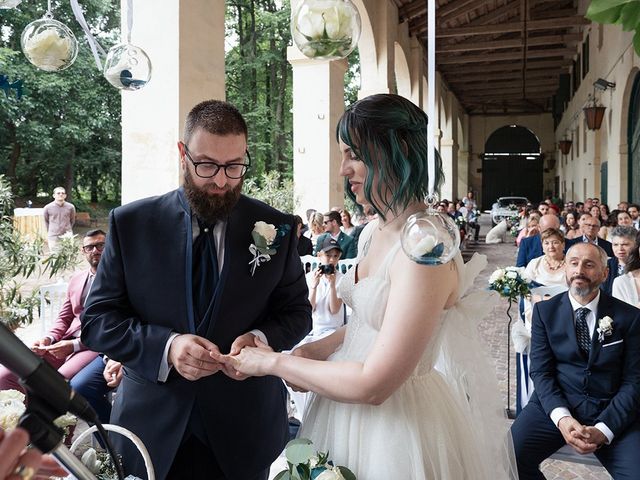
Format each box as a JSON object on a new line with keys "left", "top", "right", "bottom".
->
{"left": 291, "top": 0, "right": 361, "bottom": 60}
{"left": 0, "top": 0, "right": 22, "bottom": 8}
{"left": 401, "top": 198, "right": 460, "bottom": 265}
{"left": 21, "top": 11, "right": 78, "bottom": 72}
{"left": 103, "top": 43, "right": 152, "bottom": 91}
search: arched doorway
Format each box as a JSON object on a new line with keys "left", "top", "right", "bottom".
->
{"left": 481, "top": 125, "right": 543, "bottom": 209}
{"left": 628, "top": 73, "right": 640, "bottom": 204}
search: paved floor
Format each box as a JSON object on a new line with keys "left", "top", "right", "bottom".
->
{"left": 11, "top": 217, "right": 610, "bottom": 479}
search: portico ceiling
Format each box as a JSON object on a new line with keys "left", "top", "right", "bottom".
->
{"left": 393, "top": 0, "right": 587, "bottom": 115}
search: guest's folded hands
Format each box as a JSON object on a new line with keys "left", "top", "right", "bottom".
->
{"left": 168, "top": 334, "right": 223, "bottom": 381}
{"left": 558, "top": 416, "right": 598, "bottom": 454}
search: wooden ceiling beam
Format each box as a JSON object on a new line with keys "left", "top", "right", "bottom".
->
{"left": 436, "top": 15, "right": 590, "bottom": 37}
{"left": 436, "top": 33, "right": 581, "bottom": 52}
{"left": 459, "top": 91, "right": 556, "bottom": 100}
{"left": 398, "top": 0, "right": 426, "bottom": 21}
{"left": 531, "top": 8, "right": 577, "bottom": 21}
{"left": 440, "top": 58, "right": 570, "bottom": 74}
{"left": 439, "top": 0, "right": 496, "bottom": 25}
{"left": 447, "top": 69, "right": 560, "bottom": 83}
{"left": 438, "top": 47, "right": 575, "bottom": 64}
{"left": 463, "top": 0, "right": 521, "bottom": 27}
{"left": 438, "top": 0, "right": 480, "bottom": 19}
{"left": 451, "top": 78, "right": 559, "bottom": 92}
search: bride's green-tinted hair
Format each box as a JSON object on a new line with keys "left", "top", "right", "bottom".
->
{"left": 337, "top": 93, "right": 443, "bottom": 221}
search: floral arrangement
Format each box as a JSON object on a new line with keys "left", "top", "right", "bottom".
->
{"left": 248, "top": 221, "right": 291, "bottom": 276}
{"left": 488, "top": 266, "right": 533, "bottom": 302}
{"left": 454, "top": 215, "right": 467, "bottom": 228}
{"left": 274, "top": 438, "right": 356, "bottom": 480}
{"left": 22, "top": 21, "right": 76, "bottom": 72}
{"left": 292, "top": 0, "right": 360, "bottom": 59}
{"left": 597, "top": 316, "right": 614, "bottom": 342}
{"left": 0, "top": 389, "right": 77, "bottom": 439}
{"left": 77, "top": 446, "right": 122, "bottom": 480}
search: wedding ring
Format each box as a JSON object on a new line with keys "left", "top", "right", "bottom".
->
{"left": 13, "top": 465, "right": 36, "bottom": 480}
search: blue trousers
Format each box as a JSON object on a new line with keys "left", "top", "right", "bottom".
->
{"left": 511, "top": 397, "right": 640, "bottom": 479}
{"left": 69, "top": 356, "right": 113, "bottom": 424}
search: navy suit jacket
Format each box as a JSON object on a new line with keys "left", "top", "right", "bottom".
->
{"left": 565, "top": 235, "right": 614, "bottom": 257}
{"left": 529, "top": 291, "right": 640, "bottom": 437}
{"left": 516, "top": 234, "right": 542, "bottom": 267}
{"left": 82, "top": 190, "right": 312, "bottom": 479}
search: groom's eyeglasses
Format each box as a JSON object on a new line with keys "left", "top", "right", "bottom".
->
{"left": 180, "top": 142, "right": 251, "bottom": 179}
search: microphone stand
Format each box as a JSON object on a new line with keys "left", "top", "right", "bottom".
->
{"left": 19, "top": 394, "right": 97, "bottom": 480}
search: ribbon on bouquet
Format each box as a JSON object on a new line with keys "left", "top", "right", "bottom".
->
{"left": 248, "top": 244, "right": 272, "bottom": 276}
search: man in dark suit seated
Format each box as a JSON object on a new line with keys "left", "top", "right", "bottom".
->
{"left": 293, "top": 215, "right": 313, "bottom": 256}
{"left": 510, "top": 242, "right": 640, "bottom": 479}
{"left": 565, "top": 213, "right": 613, "bottom": 257}
{"left": 314, "top": 210, "right": 357, "bottom": 259}
{"left": 516, "top": 214, "right": 560, "bottom": 267}
{"left": 601, "top": 226, "right": 637, "bottom": 295}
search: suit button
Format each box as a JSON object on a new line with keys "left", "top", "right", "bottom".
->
{"left": 585, "top": 370, "right": 591, "bottom": 376}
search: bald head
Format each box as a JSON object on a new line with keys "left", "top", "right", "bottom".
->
{"left": 539, "top": 214, "right": 560, "bottom": 233}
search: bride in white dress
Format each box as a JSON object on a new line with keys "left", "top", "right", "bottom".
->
{"left": 221, "top": 94, "right": 517, "bottom": 479}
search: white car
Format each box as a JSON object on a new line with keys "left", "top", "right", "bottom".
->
{"left": 490, "top": 196, "right": 529, "bottom": 226}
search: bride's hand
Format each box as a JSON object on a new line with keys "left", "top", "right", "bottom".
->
{"left": 217, "top": 339, "right": 276, "bottom": 378}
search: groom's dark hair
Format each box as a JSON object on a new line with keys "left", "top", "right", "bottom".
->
{"left": 184, "top": 100, "right": 248, "bottom": 144}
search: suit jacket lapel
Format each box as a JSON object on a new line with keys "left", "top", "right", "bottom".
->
{"left": 589, "top": 294, "right": 614, "bottom": 365}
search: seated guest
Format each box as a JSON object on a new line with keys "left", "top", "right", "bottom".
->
{"left": 565, "top": 213, "right": 613, "bottom": 257}
{"left": 314, "top": 210, "right": 357, "bottom": 259}
{"left": 516, "top": 214, "right": 560, "bottom": 267}
{"left": 305, "top": 212, "right": 325, "bottom": 246}
{"left": 511, "top": 243, "right": 640, "bottom": 479}
{"left": 0, "top": 230, "right": 106, "bottom": 391}
{"left": 612, "top": 231, "right": 640, "bottom": 308}
{"left": 561, "top": 211, "right": 580, "bottom": 240}
{"left": 514, "top": 229, "right": 567, "bottom": 408}
{"left": 516, "top": 212, "right": 541, "bottom": 247}
{"left": 602, "top": 226, "right": 637, "bottom": 295}
{"left": 340, "top": 209, "right": 357, "bottom": 237}
{"left": 70, "top": 356, "right": 122, "bottom": 424}
{"left": 293, "top": 215, "right": 313, "bottom": 256}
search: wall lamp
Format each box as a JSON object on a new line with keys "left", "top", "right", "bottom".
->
{"left": 594, "top": 78, "right": 616, "bottom": 91}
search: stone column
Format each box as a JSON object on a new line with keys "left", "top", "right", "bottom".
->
{"left": 288, "top": 47, "right": 348, "bottom": 217}
{"left": 439, "top": 138, "right": 459, "bottom": 201}
{"left": 120, "top": 0, "right": 225, "bottom": 205}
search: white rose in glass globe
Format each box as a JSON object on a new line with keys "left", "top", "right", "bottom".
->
{"left": 323, "top": 3, "right": 352, "bottom": 40}
{"left": 297, "top": 2, "right": 328, "bottom": 40}
{"left": 315, "top": 467, "right": 346, "bottom": 480}
{"left": 254, "top": 221, "right": 277, "bottom": 244}
{"left": 506, "top": 270, "right": 518, "bottom": 279}
{"left": 81, "top": 448, "right": 103, "bottom": 475}
{"left": 410, "top": 234, "right": 437, "bottom": 258}
{"left": 23, "top": 29, "right": 72, "bottom": 71}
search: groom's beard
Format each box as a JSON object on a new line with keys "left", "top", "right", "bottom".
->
{"left": 567, "top": 274, "right": 599, "bottom": 297}
{"left": 183, "top": 167, "right": 243, "bottom": 225}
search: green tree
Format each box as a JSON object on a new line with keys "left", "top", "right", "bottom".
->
{"left": 0, "top": 0, "right": 121, "bottom": 204}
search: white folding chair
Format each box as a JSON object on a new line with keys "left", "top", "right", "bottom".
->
{"left": 39, "top": 280, "right": 68, "bottom": 336}
{"left": 337, "top": 258, "right": 357, "bottom": 274}
{"left": 300, "top": 254, "right": 320, "bottom": 274}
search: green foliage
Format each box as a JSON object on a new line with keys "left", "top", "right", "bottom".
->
{"left": 0, "top": 1, "right": 121, "bottom": 203}
{"left": 244, "top": 170, "right": 297, "bottom": 213}
{"left": 0, "top": 176, "right": 79, "bottom": 328}
{"left": 586, "top": 0, "right": 640, "bottom": 55}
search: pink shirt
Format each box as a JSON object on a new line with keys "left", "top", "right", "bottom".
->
{"left": 43, "top": 201, "right": 75, "bottom": 237}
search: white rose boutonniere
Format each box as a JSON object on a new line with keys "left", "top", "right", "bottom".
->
{"left": 249, "top": 221, "right": 291, "bottom": 276}
{"left": 597, "top": 316, "right": 614, "bottom": 342}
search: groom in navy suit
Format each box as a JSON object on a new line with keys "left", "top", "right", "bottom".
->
{"left": 510, "top": 242, "right": 640, "bottom": 479}
{"left": 82, "top": 100, "right": 311, "bottom": 480}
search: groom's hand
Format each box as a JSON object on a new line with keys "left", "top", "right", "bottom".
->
{"left": 168, "top": 334, "right": 223, "bottom": 381}
{"left": 219, "top": 333, "right": 262, "bottom": 381}
{"left": 558, "top": 416, "right": 598, "bottom": 454}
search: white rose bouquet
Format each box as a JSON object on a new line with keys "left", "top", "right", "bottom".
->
{"left": 488, "top": 266, "right": 533, "bottom": 302}
{"left": 274, "top": 438, "right": 356, "bottom": 480}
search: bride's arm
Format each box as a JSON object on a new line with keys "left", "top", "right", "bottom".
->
{"left": 292, "top": 326, "right": 346, "bottom": 361}
{"left": 222, "top": 254, "right": 457, "bottom": 405}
